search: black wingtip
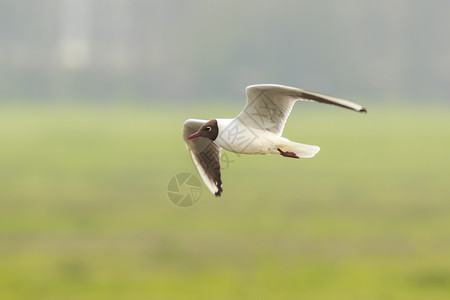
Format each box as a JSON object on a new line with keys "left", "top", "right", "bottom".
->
{"left": 214, "top": 186, "right": 223, "bottom": 197}
{"left": 360, "top": 107, "right": 367, "bottom": 113}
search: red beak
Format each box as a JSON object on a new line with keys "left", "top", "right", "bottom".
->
{"left": 187, "top": 132, "right": 201, "bottom": 140}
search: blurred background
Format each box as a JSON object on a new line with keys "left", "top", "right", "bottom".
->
{"left": 2, "top": 0, "right": 450, "bottom": 102}
{"left": 0, "top": 0, "right": 449, "bottom": 299}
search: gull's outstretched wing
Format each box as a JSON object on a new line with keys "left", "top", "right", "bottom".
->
{"left": 183, "top": 119, "right": 223, "bottom": 196}
{"left": 238, "top": 84, "right": 367, "bottom": 136}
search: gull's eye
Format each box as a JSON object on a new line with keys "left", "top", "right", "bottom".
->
{"left": 206, "top": 126, "right": 212, "bottom": 131}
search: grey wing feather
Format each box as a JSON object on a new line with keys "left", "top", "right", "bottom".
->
{"left": 239, "top": 84, "right": 367, "bottom": 136}
{"left": 183, "top": 119, "right": 223, "bottom": 196}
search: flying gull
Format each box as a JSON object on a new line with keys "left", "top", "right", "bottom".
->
{"left": 183, "top": 84, "right": 366, "bottom": 196}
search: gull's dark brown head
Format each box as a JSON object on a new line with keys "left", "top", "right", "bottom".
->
{"left": 187, "top": 119, "right": 219, "bottom": 141}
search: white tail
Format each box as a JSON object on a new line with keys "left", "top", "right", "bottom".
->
{"left": 287, "top": 141, "right": 320, "bottom": 158}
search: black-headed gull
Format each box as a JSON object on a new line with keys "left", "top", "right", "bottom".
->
{"left": 183, "top": 84, "right": 366, "bottom": 196}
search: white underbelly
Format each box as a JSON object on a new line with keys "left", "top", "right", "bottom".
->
{"left": 215, "top": 128, "right": 282, "bottom": 155}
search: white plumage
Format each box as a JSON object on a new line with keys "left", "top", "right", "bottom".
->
{"left": 183, "top": 84, "right": 366, "bottom": 196}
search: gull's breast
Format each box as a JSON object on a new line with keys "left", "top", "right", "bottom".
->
{"left": 215, "top": 118, "right": 280, "bottom": 155}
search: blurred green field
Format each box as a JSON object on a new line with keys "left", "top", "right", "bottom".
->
{"left": 0, "top": 104, "right": 449, "bottom": 299}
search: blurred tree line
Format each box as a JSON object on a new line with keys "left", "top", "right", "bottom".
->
{"left": 1, "top": 0, "right": 449, "bottom": 103}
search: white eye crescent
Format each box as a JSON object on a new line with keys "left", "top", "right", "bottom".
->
{"left": 206, "top": 126, "right": 212, "bottom": 131}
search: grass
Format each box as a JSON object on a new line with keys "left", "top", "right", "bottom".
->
{"left": 0, "top": 103, "right": 449, "bottom": 299}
